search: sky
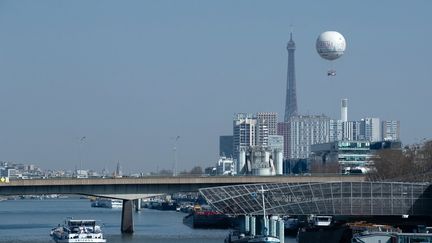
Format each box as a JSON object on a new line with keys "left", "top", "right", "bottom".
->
{"left": 0, "top": 1, "right": 431, "bottom": 173}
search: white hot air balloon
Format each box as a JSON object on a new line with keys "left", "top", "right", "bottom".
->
{"left": 316, "top": 31, "right": 346, "bottom": 76}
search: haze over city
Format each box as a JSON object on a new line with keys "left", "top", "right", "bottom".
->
{"left": 0, "top": 1, "right": 430, "bottom": 173}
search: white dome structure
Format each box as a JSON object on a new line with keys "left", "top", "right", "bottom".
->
{"left": 316, "top": 31, "right": 346, "bottom": 61}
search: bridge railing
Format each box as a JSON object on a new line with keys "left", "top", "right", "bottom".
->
{"left": 3, "top": 172, "right": 364, "bottom": 181}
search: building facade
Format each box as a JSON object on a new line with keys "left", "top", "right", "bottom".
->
{"left": 277, "top": 122, "right": 290, "bottom": 159}
{"left": 256, "top": 112, "right": 278, "bottom": 146}
{"left": 361, "top": 118, "right": 382, "bottom": 142}
{"left": 233, "top": 113, "right": 257, "bottom": 162}
{"left": 344, "top": 120, "right": 362, "bottom": 141}
{"left": 282, "top": 115, "right": 331, "bottom": 159}
{"left": 330, "top": 119, "right": 343, "bottom": 142}
{"left": 310, "top": 140, "right": 372, "bottom": 173}
{"left": 381, "top": 120, "right": 400, "bottom": 141}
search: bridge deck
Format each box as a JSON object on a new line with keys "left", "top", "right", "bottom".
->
{"left": 0, "top": 175, "right": 365, "bottom": 199}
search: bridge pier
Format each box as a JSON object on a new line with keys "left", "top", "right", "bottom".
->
{"left": 134, "top": 199, "right": 141, "bottom": 211}
{"left": 121, "top": 200, "right": 134, "bottom": 233}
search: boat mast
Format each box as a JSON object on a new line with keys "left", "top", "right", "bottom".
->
{"left": 259, "top": 185, "right": 267, "bottom": 236}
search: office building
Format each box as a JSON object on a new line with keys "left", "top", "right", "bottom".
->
{"left": 256, "top": 112, "right": 278, "bottom": 146}
{"left": 233, "top": 113, "right": 257, "bottom": 168}
{"left": 281, "top": 115, "right": 331, "bottom": 159}
{"left": 343, "top": 120, "right": 362, "bottom": 141}
{"left": 330, "top": 119, "right": 343, "bottom": 142}
{"left": 381, "top": 120, "right": 400, "bottom": 141}
{"left": 268, "top": 135, "right": 284, "bottom": 152}
{"left": 361, "top": 118, "right": 382, "bottom": 142}
{"left": 310, "top": 140, "right": 373, "bottom": 173}
{"left": 277, "top": 122, "right": 290, "bottom": 159}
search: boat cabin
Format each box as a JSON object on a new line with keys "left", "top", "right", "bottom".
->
{"left": 313, "top": 216, "right": 333, "bottom": 227}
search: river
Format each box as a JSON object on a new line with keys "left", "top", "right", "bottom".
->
{"left": 0, "top": 198, "right": 296, "bottom": 242}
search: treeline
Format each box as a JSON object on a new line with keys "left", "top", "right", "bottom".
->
{"left": 152, "top": 166, "right": 204, "bottom": 176}
{"left": 368, "top": 140, "right": 432, "bottom": 182}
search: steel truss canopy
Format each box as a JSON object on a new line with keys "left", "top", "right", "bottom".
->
{"left": 199, "top": 182, "right": 432, "bottom": 216}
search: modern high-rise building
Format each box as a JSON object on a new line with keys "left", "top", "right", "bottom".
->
{"left": 329, "top": 100, "right": 392, "bottom": 143}
{"left": 232, "top": 113, "right": 257, "bottom": 162}
{"left": 277, "top": 122, "right": 290, "bottom": 159}
{"left": 284, "top": 33, "right": 298, "bottom": 122}
{"left": 219, "top": 135, "right": 234, "bottom": 158}
{"left": 268, "top": 135, "right": 284, "bottom": 151}
{"left": 343, "top": 121, "right": 362, "bottom": 141}
{"left": 256, "top": 112, "right": 278, "bottom": 146}
{"left": 329, "top": 119, "right": 343, "bottom": 142}
{"left": 281, "top": 115, "right": 331, "bottom": 159}
{"left": 330, "top": 120, "right": 363, "bottom": 141}
{"left": 382, "top": 120, "right": 400, "bottom": 141}
{"left": 361, "top": 118, "right": 382, "bottom": 142}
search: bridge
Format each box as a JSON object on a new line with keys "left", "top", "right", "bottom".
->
{"left": 3, "top": 177, "right": 432, "bottom": 232}
{"left": 0, "top": 175, "right": 365, "bottom": 199}
{"left": 0, "top": 175, "right": 365, "bottom": 233}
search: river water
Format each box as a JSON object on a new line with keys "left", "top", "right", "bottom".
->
{"left": 0, "top": 198, "right": 296, "bottom": 243}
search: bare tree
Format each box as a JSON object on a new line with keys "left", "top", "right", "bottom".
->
{"left": 416, "top": 140, "right": 432, "bottom": 173}
{"left": 158, "top": 169, "right": 173, "bottom": 176}
{"left": 369, "top": 149, "right": 411, "bottom": 180}
{"left": 368, "top": 139, "right": 432, "bottom": 182}
{"left": 189, "top": 166, "right": 203, "bottom": 175}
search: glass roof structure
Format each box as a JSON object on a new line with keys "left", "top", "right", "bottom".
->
{"left": 199, "top": 182, "right": 432, "bottom": 216}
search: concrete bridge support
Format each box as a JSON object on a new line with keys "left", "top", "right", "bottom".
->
{"left": 270, "top": 216, "right": 277, "bottom": 237}
{"left": 277, "top": 218, "right": 285, "bottom": 243}
{"left": 121, "top": 200, "right": 134, "bottom": 233}
{"left": 134, "top": 199, "right": 141, "bottom": 211}
{"left": 250, "top": 216, "right": 256, "bottom": 236}
{"left": 244, "top": 215, "right": 250, "bottom": 234}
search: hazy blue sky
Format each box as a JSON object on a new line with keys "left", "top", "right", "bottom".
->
{"left": 0, "top": 1, "right": 430, "bottom": 173}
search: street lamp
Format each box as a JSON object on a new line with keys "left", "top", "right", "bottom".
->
{"left": 172, "top": 136, "right": 180, "bottom": 176}
{"left": 77, "top": 136, "right": 86, "bottom": 178}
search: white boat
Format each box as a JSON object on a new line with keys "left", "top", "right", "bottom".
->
{"left": 50, "top": 219, "right": 106, "bottom": 243}
{"left": 225, "top": 231, "right": 280, "bottom": 243}
{"left": 352, "top": 231, "right": 432, "bottom": 243}
{"left": 91, "top": 198, "right": 122, "bottom": 209}
{"left": 312, "top": 215, "right": 333, "bottom": 227}
{"left": 351, "top": 231, "right": 393, "bottom": 243}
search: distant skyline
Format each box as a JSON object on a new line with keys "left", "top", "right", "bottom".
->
{"left": 0, "top": 1, "right": 431, "bottom": 172}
